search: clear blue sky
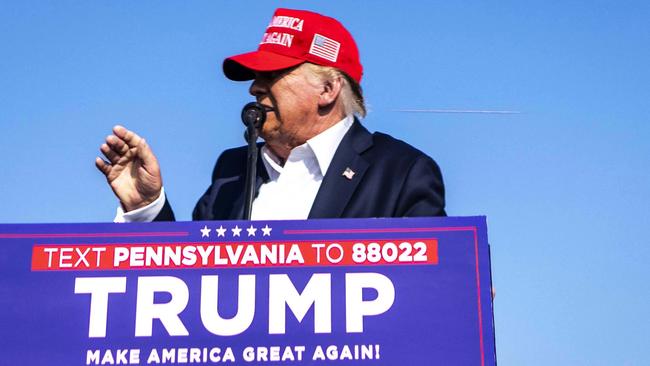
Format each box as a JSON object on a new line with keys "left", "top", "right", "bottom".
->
{"left": 1, "top": 1, "right": 649, "bottom": 364}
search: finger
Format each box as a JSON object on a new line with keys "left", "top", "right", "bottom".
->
{"left": 100, "top": 143, "right": 121, "bottom": 164}
{"left": 105, "top": 134, "right": 130, "bottom": 155}
{"left": 113, "top": 125, "right": 143, "bottom": 149}
{"left": 95, "top": 157, "right": 111, "bottom": 176}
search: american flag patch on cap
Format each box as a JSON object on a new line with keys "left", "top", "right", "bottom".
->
{"left": 308, "top": 34, "right": 340, "bottom": 62}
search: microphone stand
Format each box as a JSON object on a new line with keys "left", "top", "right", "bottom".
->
{"left": 241, "top": 102, "right": 267, "bottom": 220}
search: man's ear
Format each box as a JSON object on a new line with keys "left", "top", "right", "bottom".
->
{"left": 317, "top": 76, "right": 343, "bottom": 108}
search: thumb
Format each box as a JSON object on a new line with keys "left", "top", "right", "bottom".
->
{"left": 136, "top": 138, "right": 158, "bottom": 167}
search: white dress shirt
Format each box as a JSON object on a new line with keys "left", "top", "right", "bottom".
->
{"left": 116, "top": 115, "right": 354, "bottom": 222}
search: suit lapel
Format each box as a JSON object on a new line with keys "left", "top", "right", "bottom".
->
{"left": 308, "top": 119, "right": 373, "bottom": 218}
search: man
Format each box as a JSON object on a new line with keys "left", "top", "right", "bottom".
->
{"left": 96, "top": 8, "right": 446, "bottom": 221}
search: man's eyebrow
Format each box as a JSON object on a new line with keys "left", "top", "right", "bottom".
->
{"left": 266, "top": 65, "right": 301, "bottom": 80}
{"left": 256, "top": 70, "right": 282, "bottom": 81}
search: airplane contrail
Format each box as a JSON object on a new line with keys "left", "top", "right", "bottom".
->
{"left": 392, "top": 109, "right": 521, "bottom": 114}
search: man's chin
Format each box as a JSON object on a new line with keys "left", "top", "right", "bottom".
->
{"left": 258, "top": 128, "right": 276, "bottom": 143}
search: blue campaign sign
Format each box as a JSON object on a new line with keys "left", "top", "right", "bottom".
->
{"left": 0, "top": 217, "right": 495, "bottom": 365}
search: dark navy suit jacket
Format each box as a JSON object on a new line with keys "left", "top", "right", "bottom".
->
{"left": 155, "top": 120, "right": 445, "bottom": 221}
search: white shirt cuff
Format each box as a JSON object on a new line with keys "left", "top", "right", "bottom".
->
{"left": 114, "top": 187, "right": 166, "bottom": 223}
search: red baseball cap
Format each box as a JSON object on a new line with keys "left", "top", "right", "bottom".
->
{"left": 223, "top": 8, "right": 363, "bottom": 83}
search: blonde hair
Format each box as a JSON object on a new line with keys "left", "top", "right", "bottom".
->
{"left": 302, "top": 63, "right": 366, "bottom": 118}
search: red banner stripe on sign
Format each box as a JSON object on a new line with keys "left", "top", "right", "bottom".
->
{"left": 31, "top": 239, "right": 438, "bottom": 271}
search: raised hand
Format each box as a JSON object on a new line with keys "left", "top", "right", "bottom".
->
{"left": 95, "top": 125, "right": 163, "bottom": 212}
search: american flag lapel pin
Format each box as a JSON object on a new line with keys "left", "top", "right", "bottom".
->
{"left": 342, "top": 167, "right": 355, "bottom": 180}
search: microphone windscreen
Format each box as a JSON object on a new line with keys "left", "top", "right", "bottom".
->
{"left": 241, "top": 102, "right": 267, "bottom": 129}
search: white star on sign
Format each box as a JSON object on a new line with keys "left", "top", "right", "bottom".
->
{"left": 215, "top": 225, "right": 226, "bottom": 237}
{"left": 261, "top": 225, "right": 272, "bottom": 236}
{"left": 200, "top": 225, "right": 211, "bottom": 238}
{"left": 246, "top": 225, "right": 257, "bottom": 237}
{"left": 231, "top": 225, "right": 242, "bottom": 237}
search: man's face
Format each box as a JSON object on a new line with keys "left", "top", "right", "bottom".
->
{"left": 249, "top": 64, "right": 323, "bottom": 155}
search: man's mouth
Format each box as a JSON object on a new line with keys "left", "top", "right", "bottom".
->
{"left": 256, "top": 101, "right": 275, "bottom": 112}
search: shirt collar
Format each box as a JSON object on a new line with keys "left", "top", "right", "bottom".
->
{"left": 261, "top": 115, "right": 354, "bottom": 177}
{"left": 307, "top": 114, "right": 354, "bottom": 176}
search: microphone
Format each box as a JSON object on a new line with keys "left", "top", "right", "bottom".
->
{"left": 240, "top": 101, "right": 270, "bottom": 220}
{"left": 241, "top": 102, "right": 268, "bottom": 129}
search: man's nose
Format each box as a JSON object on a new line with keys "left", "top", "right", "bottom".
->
{"left": 249, "top": 77, "right": 268, "bottom": 97}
